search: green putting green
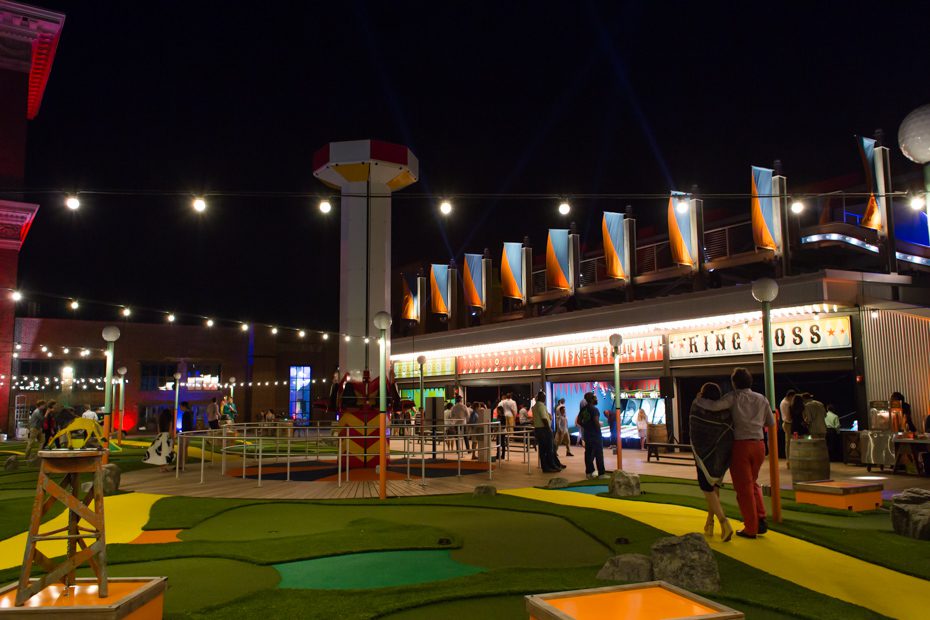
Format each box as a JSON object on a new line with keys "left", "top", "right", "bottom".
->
{"left": 275, "top": 550, "right": 483, "bottom": 589}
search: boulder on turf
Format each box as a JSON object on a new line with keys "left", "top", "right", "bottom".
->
{"left": 4, "top": 455, "right": 17, "bottom": 472}
{"left": 891, "top": 488, "right": 930, "bottom": 540}
{"left": 80, "top": 463, "right": 122, "bottom": 496}
{"left": 651, "top": 533, "right": 720, "bottom": 593}
{"left": 473, "top": 484, "right": 497, "bottom": 497}
{"left": 596, "top": 553, "right": 654, "bottom": 582}
{"left": 608, "top": 470, "right": 641, "bottom": 497}
{"left": 545, "top": 477, "right": 570, "bottom": 489}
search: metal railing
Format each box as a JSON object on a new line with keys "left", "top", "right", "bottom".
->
{"left": 171, "top": 421, "right": 540, "bottom": 489}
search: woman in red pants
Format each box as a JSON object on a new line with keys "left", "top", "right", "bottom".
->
{"left": 694, "top": 367, "right": 775, "bottom": 539}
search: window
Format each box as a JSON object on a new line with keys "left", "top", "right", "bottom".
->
{"left": 140, "top": 363, "right": 179, "bottom": 392}
{"left": 17, "top": 359, "right": 60, "bottom": 378}
{"left": 289, "top": 366, "right": 312, "bottom": 423}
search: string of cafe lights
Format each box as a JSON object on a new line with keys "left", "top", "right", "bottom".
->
{"left": 9, "top": 375, "right": 329, "bottom": 392}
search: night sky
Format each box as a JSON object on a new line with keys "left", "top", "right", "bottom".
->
{"left": 10, "top": 1, "right": 929, "bottom": 331}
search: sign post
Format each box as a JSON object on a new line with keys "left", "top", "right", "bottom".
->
{"left": 609, "top": 333, "right": 623, "bottom": 471}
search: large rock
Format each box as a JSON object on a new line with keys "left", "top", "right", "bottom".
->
{"left": 545, "top": 477, "right": 570, "bottom": 489}
{"left": 596, "top": 553, "right": 654, "bottom": 582}
{"left": 80, "top": 463, "right": 122, "bottom": 496}
{"left": 651, "top": 533, "right": 720, "bottom": 593}
{"left": 891, "top": 488, "right": 930, "bottom": 540}
{"left": 608, "top": 470, "right": 641, "bottom": 497}
{"left": 4, "top": 455, "right": 18, "bottom": 472}
{"left": 473, "top": 484, "right": 497, "bottom": 497}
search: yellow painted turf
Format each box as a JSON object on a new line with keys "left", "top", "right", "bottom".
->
{"left": 0, "top": 492, "right": 165, "bottom": 571}
{"left": 502, "top": 488, "right": 928, "bottom": 619}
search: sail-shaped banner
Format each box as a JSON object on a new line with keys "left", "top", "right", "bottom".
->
{"left": 463, "top": 253, "right": 485, "bottom": 308}
{"left": 546, "top": 229, "right": 571, "bottom": 290}
{"left": 501, "top": 242, "right": 524, "bottom": 300}
{"left": 400, "top": 273, "right": 419, "bottom": 321}
{"left": 602, "top": 211, "right": 628, "bottom": 279}
{"left": 430, "top": 264, "right": 450, "bottom": 315}
{"left": 857, "top": 136, "right": 885, "bottom": 233}
{"left": 751, "top": 166, "right": 778, "bottom": 250}
{"left": 667, "top": 192, "right": 697, "bottom": 267}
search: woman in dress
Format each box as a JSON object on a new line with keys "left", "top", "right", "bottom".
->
{"left": 635, "top": 409, "right": 649, "bottom": 450}
{"left": 689, "top": 382, "right": 734, "bottom": 542}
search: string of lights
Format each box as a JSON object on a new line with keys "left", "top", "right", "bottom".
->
{"left": 9, "top": 375, "right": 327, "bottom": 391}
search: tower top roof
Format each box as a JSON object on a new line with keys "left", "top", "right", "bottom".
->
{"left": 0, "top": 1, "right": 66, "bottom": 119}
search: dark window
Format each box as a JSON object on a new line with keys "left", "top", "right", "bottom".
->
{"left": 140, "top": 363, "right": 179, "bottom": 392}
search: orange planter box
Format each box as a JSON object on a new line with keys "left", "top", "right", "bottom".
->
{"left": 526, "top": 582, "right": 743, "bottom": 620}
{"left": 793, "top": 480, "right": 883, "bottom": 512}
{"left": 0, "top": 578, "right": 166, "bottom": 619}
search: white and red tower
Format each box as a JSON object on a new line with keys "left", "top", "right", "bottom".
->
{"left": 0, "top": 1, "right": 64, "bottom": 432}
{"left": 313, "top": 140, "right": 418, "bottom": 376}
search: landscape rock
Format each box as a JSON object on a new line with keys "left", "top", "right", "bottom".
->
{"left": 608, "top": 470, "right": 641, "bottom": 497}
{"left": 4, "top": 455, "right": 17, "bottom": 472}
{"left": 596, "top": 553, "right": 654, "bottom": 582}
{"left": 651, "top": 533, "right": 720, "bottom": 593}
{"left": 545, "top": 477, "right": 570, "bottom": 489}
{"left": 473, "top": 484, "right": 497, "bottom": 497}
{"left": 891, "top": 488, "right": 930, "bottom": 540}
{"left": 80, "top": 463, "right": 122, "bottom": 496}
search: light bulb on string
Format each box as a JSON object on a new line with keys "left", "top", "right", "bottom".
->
{"left": 298, "top": 330, "right": 306, "bottom": 338}
{"left": 271, "top": 327, "right": 278, "bottom": 335}
{"left": 69, "top": 300, "right": 79, "bottom": 310}
{"left": 319, "top": 200, "right": 332, "bottom": 214}
{"left": 439, "top": 200, "right": 452, "bottom": 215}
{"left": 675, "top": 198, "right": 689, "bottom": 214}
{"left": 206, "top": 319, "right": 214, "bottom": 327}
{"left": 558, "top": 201, "right": 571, "bottom": 215}
{"left": 167, "top": 313, "right": 176, "bottom": 323}
{"left": 321, "top": 333, "right": 328, "bottom": 340}
{"left": 10, "top": 291, "right": 22, "bottom": 302}
{"left": 344, "top": 335, "right": 351, "bottom": 342}
{"left": 65, "top": 195, "right": 80, "bottom": 210}
{"left": 122, "top": 307, "right": 131, "bottom": 317}
{"left": 193, "top": 197, "right": 207, "bottom": 212}
{"left": 240, "top": 323, "right": 249, "bottom": 332}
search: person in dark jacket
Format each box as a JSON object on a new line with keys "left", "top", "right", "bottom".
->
{"left": 577, "top": 391, "right": 607, "bottom": 479}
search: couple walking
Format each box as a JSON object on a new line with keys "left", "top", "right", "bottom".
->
{"left": 690, "top": 367, "right": 775, "bottom": 541}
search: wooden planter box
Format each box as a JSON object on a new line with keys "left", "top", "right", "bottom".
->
{"left": 0, "top": 577, "right": 166, "bottom": 619}
{"left": 526, "top": 581, "right": 743, "bottom": 620}
{"left": 793, "top": 480, "right": 884, "bottom": 512}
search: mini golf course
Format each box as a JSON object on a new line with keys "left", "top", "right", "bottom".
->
{"left": 2, "top": 438, "right": 929, "bottom": 618}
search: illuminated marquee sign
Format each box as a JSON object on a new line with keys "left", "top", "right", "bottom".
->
{"left": 185, "top": 375, "right": 220, "bottom": 391}
{"left": 392, "top": 357, "right": 456, "bottom": 379}
{"left": 545, "top": 336, "right": 663, "bottom": 369}
{"left": 669, "top": 317, "right": 851, "bottom": 360}
{"left": 457, "top": 349, "right": 541, "bottom": 375}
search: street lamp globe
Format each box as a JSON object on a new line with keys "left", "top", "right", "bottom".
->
{"left": 229, "top": 377, "right": 236, "bottom": 384}
{"left": 101, "top": 326, "right": 121, "bottom": 342}
{"left": 898, "top": 103, "right": 930, "bottom": 164}
{"left": 751, "top": 278, "right": 779, "bottom": 303}
{"left": 608, "top": 333, "right": 623, "bottom": 349}
{"left": 117, "top": 367, "right": 127, "bottom": 376}
{"left": 416, "top": 355, "right": 426, "bottom": 367}
{"left": 173, "top": 372, "right": 182, "bottom": 381}
{"left": 373, "top": 311, "right": 393, "bottom": 330}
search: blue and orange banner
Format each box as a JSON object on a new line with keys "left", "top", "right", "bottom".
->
{"left": 400, "top": 273, "right": 419, "bottom": 321}
{"left": 602, "top": 211, "right": 628, "bottom": 280}
{"left": 857, "top": 136, "right": 884, "bottom": 233}
{"left": 751, "top": 166, "right": 778, "bottom": 251}
{"left": 546, "top": 229, "right": 571, "bottom": 290}
{"left": 463, "top": 253, "right": 485, "bottom": 308}
{"left": 501, "top": 242, "right": 524, "bottom": 300}
{"left": 667, "top": 192, "right": 696, "bottom": 267}
{"left": 430, "top": 264, "right": 450, "bottom": 315}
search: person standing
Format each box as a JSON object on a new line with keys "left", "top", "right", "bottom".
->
{"left": 207, "top": 397, "right": 220, "bottom": 430}
{"left": 635, "top": 409, "right": 649, "bottom": 450}
{"left": 450, "top": 395, "right": 469, "bottom": 455}
{"left": 553, "top": 398, "right": 574, "bottom": 457}
{"left": 689, "top": 382, "right": 735, "bottom": 542}
{"left": 695, "top": 367, "right": 774, "bottom": 539}
{"left": 578, "top": 392, "right": 607, "bottom": 479}
{"left": 607, "top": 408, "right": 619, "bottom": 451}
{"left": 891, "top": 392, "right": 916, "bottom": 433}
{"left": 42, "top": 401, "right": 58, "bottom": 448}
{"left": 779, "top": 389, "right": 796, "bottom": 461}
{"left": 531, "top": 392, "right": 563, "bottom": 473}
{"left": 802, "top": 394, "right": 827, "bottom": 438}
{"left": 24, "top": 400, "right": 47, "bottom": 460}
{"left": 81, "top": 404, "right": 97, "bottom": 421}
{"left": 467, "top": 402, "right": 480, "bottom": 458}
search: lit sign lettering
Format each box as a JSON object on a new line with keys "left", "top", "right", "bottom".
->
{"left": 392, "top": 357, "right": 455, "bottom": 379}
{"left": 457, "top": 349, "right": 541, "bottom": 375}
{"left": 545, "top": 336, "right": 663, "bottom": 369}
{"left": 669, "top": 317, "right": 850, "bottom": 360}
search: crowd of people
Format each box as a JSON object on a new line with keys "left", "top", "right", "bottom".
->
{"left": 23, "top": 400, "right": 102, "bottom": 458}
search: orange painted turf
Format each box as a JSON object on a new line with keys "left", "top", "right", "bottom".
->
{"left": 539, "top": 587, "right": 719, "bottom": 620}
{"left": 128, "top": 529, "right": 183, "bottom": 544}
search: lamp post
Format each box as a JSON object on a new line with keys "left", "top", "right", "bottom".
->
{"left": 101, "top": 326, "right": 121, "bottom": 462}
{"left": 373, "top": 311, "right": 393, "bottom": 501}
{"left": 752, "top": 277, "right": 782, "bottom": 523}
{"left": 117, "top": 366, "right": 127, "bottom": 446}
{"left": 173, "top": 372, "right": 182, "bottom": 434}
{"left": 229, "top": 377, "right": 236, "bottom": 401}
{"left": 609, "top": 333, "right": 623, "bottom": 471}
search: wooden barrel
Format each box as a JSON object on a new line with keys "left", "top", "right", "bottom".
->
{"left": 647, "top": 424, "right": 669, "bottom": 451}
{"left": 789, "top": 437, "right": 830, "bottom": 483}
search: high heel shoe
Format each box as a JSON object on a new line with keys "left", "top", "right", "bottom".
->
{"left": 720, "top": 518, "right": 734, "bottom": 542}
{"left": 703, "top": 514, "right": 715, "bottom": 537}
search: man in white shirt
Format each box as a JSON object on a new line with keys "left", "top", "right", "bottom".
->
{"left": 81, "top": 405, "right": 98, "bottom": 421}
{"left": 497, "top": 394, "right": 517, "bottom": 429}
{"left": 696, "top": 367, "right": 775, "bottom": 539}
{"left": 825, "top": 405, "right": 840, "bottom": 431}
{"left": 450, "top": 395, "right": 469, "bottom": 453}
{"left": 779, "top": 389, "right": 796, "bottom": 460}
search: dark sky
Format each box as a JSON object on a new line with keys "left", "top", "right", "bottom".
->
{"left": 13, "top": 0, "right": 929, "bottom": 331}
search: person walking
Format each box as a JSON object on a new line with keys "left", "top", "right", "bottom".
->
{"left": 207, "top": 397, "right": 220, "bottom": 430}
{"left": 24, "top": 400, "right": 47, "bottom": 460}
{"left": 779, "top": 389, "right": 796, "bottom": 462}
{"left": 553, "top": 398, "right": 574, "bottom": 457}
{"left": 689, "top": 382, "right": 735, "bottom": 542}
{"left": 578, "top": 392, "right": 607, "bottom": 479}
{"left": 635, "top": 409, "right": 649, "bottom": 450}
{"left": 532, "top": 391, "right": 563, "bottom": 473}
{"left": 802, "top": 393, "right": 827, "bottom": 438}
{"left": 695, "top": 367, "right": 774, "bottom": 539}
